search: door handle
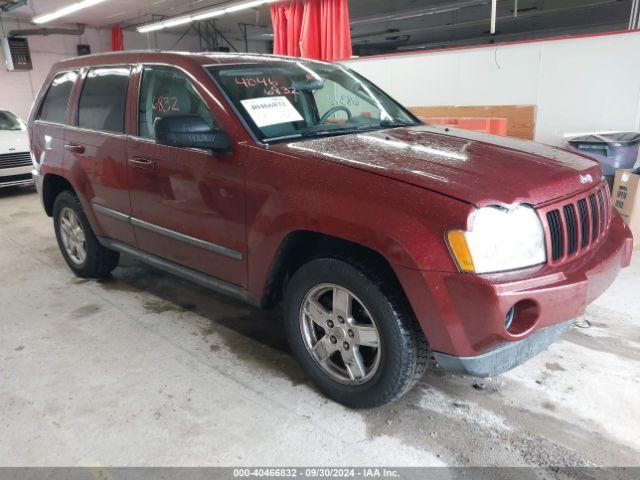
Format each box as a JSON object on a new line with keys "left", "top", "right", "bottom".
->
{"left": 64, "top": 142, "right": 85, "bottom": 154}
{"left": 128, "top": 157, "right": 156, "bottom": 170}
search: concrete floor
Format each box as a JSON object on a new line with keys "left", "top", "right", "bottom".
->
{"left": 1, "top": 186, "right": 639, "bottom": 468}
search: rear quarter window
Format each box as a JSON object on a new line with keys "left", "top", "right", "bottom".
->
{"left": 38, "top": 71, "right": 78, "bottom": 124}
{"left": 77, "top": 66, "right": 131, "bottom": 133}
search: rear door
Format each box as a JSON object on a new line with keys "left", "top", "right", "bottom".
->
{"left": 64, "top": 66, "right": 136, "bottom": 246}
{"left": 126, "top": 65, "right": 246, "bottom": 287}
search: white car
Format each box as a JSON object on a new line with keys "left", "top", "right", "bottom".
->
{"left": 0, "top": 110, "right": 33, "bottom": 188}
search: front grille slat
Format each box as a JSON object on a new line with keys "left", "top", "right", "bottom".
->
{"left": 0, "top": 152, "right": 31, "bottom": 169}
{"left": 604, "top": 187, "right": 611, "bottom": 228}
{"left": 0, "top": 152, "right": 31, "bottom": 160}
{"left": 577, "top": 199, "right": 589, "bottom": 249}
{"left": 597, "top": 189, "right": 605, "bottom": 234}
{"left": 588, "top": 194, "right": 599, "bottom": 241}
{"left": 546, "top": 210, "right": 564, "bottom": 261}
{"left": 562, "top": 204, "right": 578, "bottom": 255}
{"left": 542, "top": 182, "right": 612, "bottom": 266}
{"left": 0, "top": 162, "right": 31, "bottom": 168}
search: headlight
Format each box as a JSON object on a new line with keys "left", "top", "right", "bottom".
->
{"left": 447, "top": 205, "right": 546, "bottom": 273}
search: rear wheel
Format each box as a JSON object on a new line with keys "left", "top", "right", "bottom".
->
{"left": 284, "top": 257, "right": 428, "bottom": 408}
{"left": 53, "top": 191, "right": 119, "bottom": 278}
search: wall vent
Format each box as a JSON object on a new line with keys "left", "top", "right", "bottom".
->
{"left": 1, "top": 36, "right": 33, "bottom": 71}
{"left": 77, "top": 44, "right": 91, "bottom": 56}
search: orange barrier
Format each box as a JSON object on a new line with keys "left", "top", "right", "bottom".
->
{"left": 421, "top": 117, "right": 508, "bottom": 136}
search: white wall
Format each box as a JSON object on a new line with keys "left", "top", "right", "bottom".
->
{"left": 1, "top": 20, "right": 102, "bottom": 120}
{"left": 0, "top": 18, "right": 265, "bottom": 121}
{"left": 343, "top": 31, "right": 640, "bottom": 146}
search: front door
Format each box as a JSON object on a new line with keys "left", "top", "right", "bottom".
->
{"left": 126, "top": 65, "right": 246, "bottom": 287}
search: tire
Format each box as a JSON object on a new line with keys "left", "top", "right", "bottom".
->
{"left": 53, "top": 190, "right": 119, "bottom": 278}
{"left": 283, "top": 257, "right": 428, "bottom": 408}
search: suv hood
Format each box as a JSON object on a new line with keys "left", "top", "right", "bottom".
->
{"left": 274, "top": 125, "right": 602, "bottom": 207}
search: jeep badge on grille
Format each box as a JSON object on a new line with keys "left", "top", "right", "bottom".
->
{"left": 579, "top": 174, "right": 593, "bottom": 184}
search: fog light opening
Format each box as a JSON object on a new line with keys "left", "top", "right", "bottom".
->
{"left": 504, "top": 306, "right": 515, "bottom": 330}
{"left": 505, "top": 299, "right": 540, "bottom": 336}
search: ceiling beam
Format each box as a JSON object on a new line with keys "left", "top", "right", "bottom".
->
{"left": 393, "top": 20, "right": 627, "bottom": 52}
{"left": 352, "top": 0, "right": 622, "bottom": 44}
{"left": 1, "top": 0, "right": 27, "bottom": 12}
{"left": 350, "top": 0, "right": 499, "bottom": 27}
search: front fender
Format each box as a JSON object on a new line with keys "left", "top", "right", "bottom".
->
{"left": 243, "top": 145, "right": 473, "bottom": 296}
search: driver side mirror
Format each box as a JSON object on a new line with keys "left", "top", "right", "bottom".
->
{"left": 154, "top": 115, "right": 232, "bottom": 154}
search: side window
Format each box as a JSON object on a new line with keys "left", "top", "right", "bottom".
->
{"left": 78, "top": 67, "right": 130, "bottom": 133}
{"left": 38, "top": 71, "right": 78, "bottom": 124}
{"left": 138, "top": 66, "right": 216, "bottom": 140}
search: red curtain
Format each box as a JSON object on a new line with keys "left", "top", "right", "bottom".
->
{"left": 271, "top": 1, "right": 304, "bottom": 57}
{"left": 319, "top": 0, "right": 352, "bottom": 61}
{"left": 111, "top": 26, "right": 124, "bottom": 51}
{"left": 271, "top": 0, "right": 352, "bottom": 61}
{"left": 300, "top": 0, "right": 321, "bottom": 59}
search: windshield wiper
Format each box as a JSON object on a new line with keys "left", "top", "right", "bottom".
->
{"left": 378, "top": 119, "right": 415, "bottom": 128}
{"left": 262, "top": 129, "right": 339, "bottom": 143}
{"left": 263, "top": 122, "right": 416, "bottom": 143}
{"left": 262, "top": 133, "right": 304, "bottom": 142}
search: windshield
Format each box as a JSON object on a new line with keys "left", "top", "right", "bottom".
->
{"left": 0, "top": 110, "right": 24, "bottom": 131}
{"left": 207, "top": 61, "right": 420, "bottom": 142}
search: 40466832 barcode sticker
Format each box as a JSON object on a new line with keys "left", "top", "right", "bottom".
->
{"left": 240, "top": 96, "right": 304, "bottom": 128}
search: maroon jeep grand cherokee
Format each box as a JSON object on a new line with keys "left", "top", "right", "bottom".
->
{"left": 29, "top": 52, "right": 633, "bottom": 407}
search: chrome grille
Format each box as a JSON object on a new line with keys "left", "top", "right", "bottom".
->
{"left": 540, "top": 182, "right": 611, "bottom": 264}
{"left": 0, "top": 151, "right": 32, "bottom": 170}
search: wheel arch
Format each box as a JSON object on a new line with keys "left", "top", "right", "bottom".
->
{"left": 42, "top": 173, "right": 76, "bottom": 217}
{"left": 260, "top": 230, "right": 411, "bottom": 312}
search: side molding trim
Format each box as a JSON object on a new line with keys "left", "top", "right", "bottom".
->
{"left": 93, "top": 203, "right": 130, "bottom": 223}
{"left": 92, "top": 203, "right": 243, "bottom": 261}
{"left": 97, "top": 237, "right": 260, "bottom": 307}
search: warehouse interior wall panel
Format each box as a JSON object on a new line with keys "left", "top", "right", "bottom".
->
{"left": 0, "top": 18, "right": 266, "bottom": 121}
{"left": 343, "top": 30, "right": 640, "bottom": 146}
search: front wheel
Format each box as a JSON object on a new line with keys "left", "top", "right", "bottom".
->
{"left": 284, "top": 257, "right": 428, "bottom": 408}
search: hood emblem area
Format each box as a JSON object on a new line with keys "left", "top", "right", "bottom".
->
{"left": 579, "top": 174, "right": 593, "bottom": 184}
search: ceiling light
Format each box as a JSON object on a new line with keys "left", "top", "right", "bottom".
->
{"left": 137, "top": 0, "right": 278, "bottom": 33}
{"left": 162, "top": 16, "right": 193, "bottom": 28}
{"left": 192, "top": 9, "right": 225, "bottom": 21}
{"left": 33, "top": 0, "right": 108, "bottom": 24}
{"left": 138, "top": 23, "right": 166, "bottom": 33}
{"left": 225, "top": 0, "right": 271, "bottom": 13}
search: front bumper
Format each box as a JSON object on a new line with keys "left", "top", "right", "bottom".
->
{"left": 395, "top": 212, "right": 633, "bottom": 374}
{"left": 0, "top": 173, "right": 34, "bottom": 188}
{"left": 433, "top": 320, "right": 573, "bottom": 377}
{"left": 0, "top": 165, "right": 34, "bottom": 188}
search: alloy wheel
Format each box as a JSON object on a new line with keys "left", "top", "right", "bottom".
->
{"left": 299, "top": 283, "right": 381, "bottom": 385}
{"left": 59, "top": 207, "right": 87, "bottom": 265}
